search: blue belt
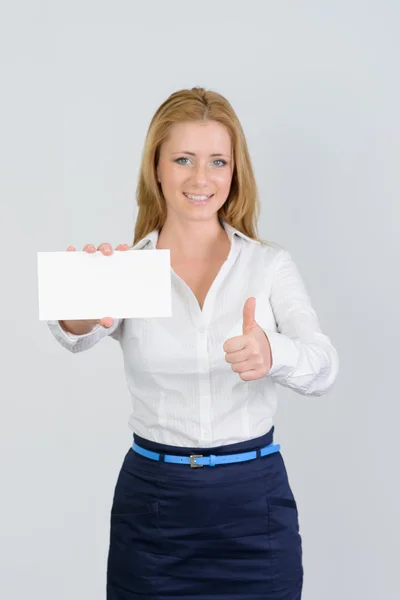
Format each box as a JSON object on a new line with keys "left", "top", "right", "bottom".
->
{"left": 132, "top": 441, "right": 281, "bottom": 468}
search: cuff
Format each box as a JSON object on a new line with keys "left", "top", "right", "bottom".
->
{"left": 48, "top": 320, "right": 101, "bottom": 344}
{"left": 263, "top": 329, "right": 300, "bottom": 378}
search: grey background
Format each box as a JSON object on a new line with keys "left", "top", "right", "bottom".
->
{"left": 1, "top": 1, "right": 399, "bottom": 598}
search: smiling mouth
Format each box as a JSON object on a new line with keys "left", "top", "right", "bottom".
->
{"left": 183, "top": 193, "right": 214, "bottom": 201}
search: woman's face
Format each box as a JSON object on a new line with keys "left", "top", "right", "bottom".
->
{"left": 156, "top": 120, "right": 234, "bottom": 221}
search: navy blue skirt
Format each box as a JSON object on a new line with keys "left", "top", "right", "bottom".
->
{"left": 106, "top": 427, "right": 303, "bottom": 599}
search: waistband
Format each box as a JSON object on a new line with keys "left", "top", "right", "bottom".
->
{"left": 133, "top": 426, "right": 275, "bottom": 456}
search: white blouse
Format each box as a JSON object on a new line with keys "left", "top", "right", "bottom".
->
{"left": 47, "top": 221, "right": 339, "bottom": 448}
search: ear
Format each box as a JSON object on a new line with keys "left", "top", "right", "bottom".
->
{"left": 155, "top": 159, "right": 162, "bottom": 182}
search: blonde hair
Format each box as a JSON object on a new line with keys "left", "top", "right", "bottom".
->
{"left": 133, "top": 87, "right": 263, "bottom": 245}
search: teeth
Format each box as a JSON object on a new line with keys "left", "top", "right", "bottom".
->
{"left": 185, "top": 193, "right": 211, "bottom": 201}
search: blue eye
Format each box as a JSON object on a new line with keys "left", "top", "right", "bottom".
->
{"left": 174, "top": 157, "right": 227, "bottom": 167}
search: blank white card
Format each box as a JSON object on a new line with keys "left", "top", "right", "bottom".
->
{"left": 37, "top": 249, "right": 172, "bottom": 321}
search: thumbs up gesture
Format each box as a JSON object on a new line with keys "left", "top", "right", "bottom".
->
{"left": 223, "top": 297, "right": 273, "bottom": 381}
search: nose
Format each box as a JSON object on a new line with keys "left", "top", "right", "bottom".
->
{"left": 191, "top": 162, "right": 208, "bottom": 187}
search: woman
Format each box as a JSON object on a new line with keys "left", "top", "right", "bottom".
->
{"left": 48, "top": 87, "right": 339, "bottom": 599}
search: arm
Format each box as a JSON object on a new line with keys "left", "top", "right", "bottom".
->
{"left": 47, "top": 318, "right": 123, "bottom": 353}
{"left": 264, "top": 249, "right": 339, "bottom": 395}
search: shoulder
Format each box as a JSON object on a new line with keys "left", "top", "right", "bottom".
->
{"left": 242, "top": 235, "right": 287, "bottom": 266}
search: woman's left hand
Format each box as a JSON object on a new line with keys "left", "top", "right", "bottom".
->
{"left": 223, "top": 297, "right": 273, "bottom": 381}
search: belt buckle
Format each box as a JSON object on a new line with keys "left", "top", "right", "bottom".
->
{"left": 190, "top": 454, "right": 203, "bottom": 468}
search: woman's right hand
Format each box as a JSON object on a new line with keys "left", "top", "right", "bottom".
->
{"left": 60, "top": 242, "right": 130, "bottom": 333}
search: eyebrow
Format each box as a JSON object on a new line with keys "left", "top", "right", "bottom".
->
{"left": 171, "top": 151, "right": 231, "bottom": 158}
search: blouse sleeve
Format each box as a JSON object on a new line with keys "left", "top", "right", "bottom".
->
{"left": 46, "top": 318, "right": 123, "bottom": 353}
{"left": 263, "top": 249, "right": 339, "bottom": 396}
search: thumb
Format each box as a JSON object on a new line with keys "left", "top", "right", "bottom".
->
{"left": 242, "top": 297, "right": 258, "bottom": 334}
{"left": 99, "top": 317, "right": 114, "bottom": 328}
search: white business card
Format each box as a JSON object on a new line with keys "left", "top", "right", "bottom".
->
{"left": 37, "top": 248, "right": 172, "bottom": 320}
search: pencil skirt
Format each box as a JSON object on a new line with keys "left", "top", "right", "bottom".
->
{"left": 106, "top": 427, "right": 303, "bottom": 599}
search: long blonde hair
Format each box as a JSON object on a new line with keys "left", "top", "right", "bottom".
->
{"left": 133, "top": 87, "right": 263, "bottom": 245}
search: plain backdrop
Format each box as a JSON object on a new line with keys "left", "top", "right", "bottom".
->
{"left": 1, "top": 1, "right": 399, "bottom": 599}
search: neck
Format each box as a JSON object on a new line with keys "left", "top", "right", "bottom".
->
{"left": 157, "top": 217, "right": 229, "bottom": 261}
